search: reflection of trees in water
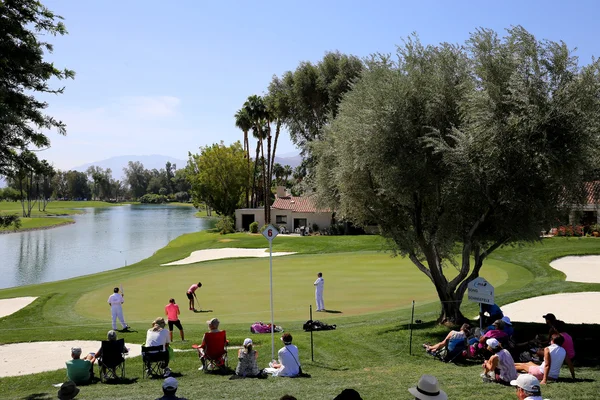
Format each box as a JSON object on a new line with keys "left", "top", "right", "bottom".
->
{"left": 17, "top": 232, "right": 50, "bottom": 285}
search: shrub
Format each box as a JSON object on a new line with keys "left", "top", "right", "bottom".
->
{"left": 249, "top": 221, "right": 259, "bottom": 233}
{"left": 174, "top": 191, "right": 190, "bottom": 202}
{"left": 312, "top": 223, "right": 319, "bottom": 233}
{"left": 139, "top": 194, "right": 167, "bottom": 204}
{"left": 216, "top": 216, "right": 235, "bottom": 234}
{"left": 591, "top": 223, "right": 600, "bottom": 232}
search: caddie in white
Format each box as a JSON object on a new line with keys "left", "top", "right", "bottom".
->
{"left": 108, "top": 287, "right": 129, "bottom": 330}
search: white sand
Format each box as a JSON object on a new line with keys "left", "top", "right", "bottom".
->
{"left": 550, "top": 255, "right": 600, "bottom": 283}
{"left": 502, "top": 292, "right": 600, "bottom": 324}
{"left": 162, "top": 247, "right": 297, "bottom": 266}
{"left": 0, "top": 341, "right": 142, "bottom": 378}
{"left": 0, "top": 297, "right": 38, "bottom": 318}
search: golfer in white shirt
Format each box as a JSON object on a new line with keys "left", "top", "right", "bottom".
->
{"left": 314, "top": 272, "right": 325, "bottom": 312}
{"left": 108, "top": 287, "right": 129, "bottom": 330}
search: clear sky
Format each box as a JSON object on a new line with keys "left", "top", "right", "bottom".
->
{"left": 38, "top": 0, "right": 600, "bottom": 170}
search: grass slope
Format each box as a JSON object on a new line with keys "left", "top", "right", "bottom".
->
{"left": 0, "top": 234, "right": 599, "bottom": 399}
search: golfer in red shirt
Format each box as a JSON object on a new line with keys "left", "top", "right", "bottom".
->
{"left": 186, "top": 282, "right": 202, "bottom": 311}
{"left": 165, "top": 298, "right": 184, "bottom": 341}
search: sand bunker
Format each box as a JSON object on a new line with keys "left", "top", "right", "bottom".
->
{"left": 0, "top": 340, "right": 142, "bottom": 378}
{"left": 550, "top": 255, "right": 600, "bottom": 283}
{"left": 0, "top": 297, "right": 38, "bottom": 318}
{"left": 502, "top": 292, "right": 600, "bottom": 324}
{"left": 162, "top": 247, "right": 296, "bottom": 266}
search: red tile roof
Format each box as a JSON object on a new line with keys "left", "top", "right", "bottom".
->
{"left": 584, "top": 181, "right": 600, "bottom": 204}
{"left": 272, "top": 195, "right": 330, "bottom": 213}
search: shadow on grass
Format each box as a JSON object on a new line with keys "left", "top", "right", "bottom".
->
{"left": 23, "top": 394, "right": 52, "bottom": 400}
{"left": 194, "top": 309, "right": 213, "bottom": 313}
{"left": 100, "top": 377, "right": 138, "bottom": 385}
{"left": 380, "top": 320, "right": 438, "bottom": 334}
{"left": 323, "top": 309, "right": 342, "bottom": 314}
{"left": 558, "top": 378, "right": 596, "bottom": 383}
{"left": 308, "top": 361, "right": 350, "bottom": 371}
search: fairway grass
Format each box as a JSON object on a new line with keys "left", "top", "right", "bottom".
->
{"left": 76, "top": 253, "right": 521, "bottom": 324}
{"left": 1, "top": 233, "right": 600, "bottom": 399}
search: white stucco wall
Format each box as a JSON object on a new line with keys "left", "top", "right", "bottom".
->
{"left": 235, "top": 208, "right": 333, "bottom": 232}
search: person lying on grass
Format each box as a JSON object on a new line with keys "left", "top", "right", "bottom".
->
{"left": 514, "top": 334, "right": 575, "bottom": 384}
{"left": 423, "top": 323, "right": 471, "bottom": 354}
{"left": 235, "top": 338, "right": 260, "bottom": 377}
{"left": 481, "top": 338, "right": 517, "bottom": 384}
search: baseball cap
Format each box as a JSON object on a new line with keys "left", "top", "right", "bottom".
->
{"left": 207, "top": 318, "right": 220, "bottom": 327}
{"left": 243, "top": 338, "right": 253, "bottom": 347}
{"left": 501, "top": 316, "right": 512, "bottom": 326}
{"left": 542, "top": 313, "right": 556, "bottom": 321}
{"left": 162, "top": 377, "right": 178, "bottom": 390}
{"left": 486, "top": 338, "right": 500, "bottom": 349}
{"left": 510, "top": 374, "right": 541, "bottom": 393}
{"left": 70, "top": 347, "right": 82, "bottom": 355}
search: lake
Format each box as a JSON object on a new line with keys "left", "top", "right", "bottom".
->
{"left": 0, "top": 204, "right": 213, "bottom": 289}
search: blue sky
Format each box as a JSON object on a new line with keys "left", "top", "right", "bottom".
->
{"left": 39, "top": 0, "right": 600, "bottom": 170}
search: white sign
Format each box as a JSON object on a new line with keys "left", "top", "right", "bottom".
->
{"left": 262, "top": 224, "right": 279, "bottom": 242}
{"left": 467, "top": 277, "right": 495, "bottom": 305}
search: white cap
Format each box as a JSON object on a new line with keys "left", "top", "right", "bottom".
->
{"left": 243, "top": 338, "right": 253, "bottom": 347}
{"left": 162, "top": 377, "right": 178, "bottom": 390}
{"left": 486, "top": 338, "right": 500, "bottom": 349}
{"left": 510, "top": 374, "right": 541, "bottom": 393}
{"left": 501, "top": 316, "right": 512, "bottom": 325}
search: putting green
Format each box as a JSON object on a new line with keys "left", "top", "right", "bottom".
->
{"left": 76, "top": 252, "right": 524, "bottom": 324}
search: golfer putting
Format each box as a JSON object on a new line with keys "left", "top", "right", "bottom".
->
{"left": 186, "top": 282, "right": 202, "bottom": 311}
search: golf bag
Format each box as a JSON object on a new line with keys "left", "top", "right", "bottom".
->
{"left": 303, "top": 319, "right": 336, "bottom": 332}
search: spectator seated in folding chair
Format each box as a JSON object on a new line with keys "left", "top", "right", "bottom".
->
{"left": 143, "top": 317, "right": 171, "bottom": 378}
{"left": 95, "top": 330, "right": 128, "bottom": 382}
{"left": 423, "top": 323, "right": 471, "bottom": 363}
{"left": 196, "top": 318, "right": 228, "bottom": 372}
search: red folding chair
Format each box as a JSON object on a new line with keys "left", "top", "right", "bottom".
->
{"left": 195, "top": 330, "right": 228, "bottom": 372}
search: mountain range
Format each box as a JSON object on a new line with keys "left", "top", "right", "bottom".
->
{"left": 70, "top": 153, "right": 303, "bottom": 181}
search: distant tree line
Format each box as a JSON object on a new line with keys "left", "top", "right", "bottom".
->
{"left": 1, "top": 160, "right": 193, "bottom": 214}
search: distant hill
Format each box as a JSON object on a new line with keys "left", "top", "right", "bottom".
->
{"left": 69, "top": 152, "right": 302, "bottom": 181}
{"left": 274, "top": 153, "right": 302, "bottom": 169}
{"left": 71, "top": 155, "right": 186, "bottom": 180}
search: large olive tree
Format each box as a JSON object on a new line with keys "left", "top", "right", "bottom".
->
{"left": 315, "top": 27, "right": 600, "bottom": 323}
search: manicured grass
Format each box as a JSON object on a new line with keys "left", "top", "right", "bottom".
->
{"left": 0, "top": 216, "right": 74, "bottom": 232}
{"left": 0, "top": 200, "right": 125, "bottom": 233}
{"left": 76, "top": 253, "right": 524, "bottom": 323}
{"left": 0, "top": 200, "right": 124, "bottom": 217}
{"left": 1, "top": 234, "right": 600, "bottom": 399}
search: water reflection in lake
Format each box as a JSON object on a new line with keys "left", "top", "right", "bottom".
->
{"left": 0, "top": 204, "right": 214, "bottom": 289}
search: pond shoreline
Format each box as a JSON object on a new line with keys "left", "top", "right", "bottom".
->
{"left": 0, "top": 219, "right": 75, "bottom": 235}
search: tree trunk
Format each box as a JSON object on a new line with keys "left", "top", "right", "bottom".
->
{"left": 244, "top": 130, "right": 250, "bottom": 208}
{"left": 252, "top": 140, "right": 261, "bottom": 208}
{"left": 265, "top": 127, "right": 272, "bottom": 224}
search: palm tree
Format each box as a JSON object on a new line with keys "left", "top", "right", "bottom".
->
{"left": 243, "top": 95, "right": 270, "bottom": 221}
{"left": 283, "top": 164, "right": 292, "bottom": 184}
{"left": 235, "top": 108, "right": 253, "bottom": 207}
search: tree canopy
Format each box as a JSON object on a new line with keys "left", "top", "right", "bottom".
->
{"left": 314, "top": 27, "right": 600, "bottom": 322}
{"left": 186, "top": 141, "right": 248, "bottom": 217}
{"left": 0, "top": 0, "right": 74, "bottom": 176}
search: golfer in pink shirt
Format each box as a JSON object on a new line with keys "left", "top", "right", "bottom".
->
{"left": 165, "top": 298, "right": 184, "bottom": 341}
{"left": 186, "top": 282, "right": 202, "bottom": 311}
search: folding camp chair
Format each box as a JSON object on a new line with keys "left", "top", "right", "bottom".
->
{"left": 141, "top": 345, "right": 169, "bottom": 378}
{"left": 197, "top": 330, "right": 228, "bottom": 373}
{"left": 97, "top": 339, "right": 126, "bottom": 382}
{"left": 432, "top": 338, "right": 467, "bottom": 363}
